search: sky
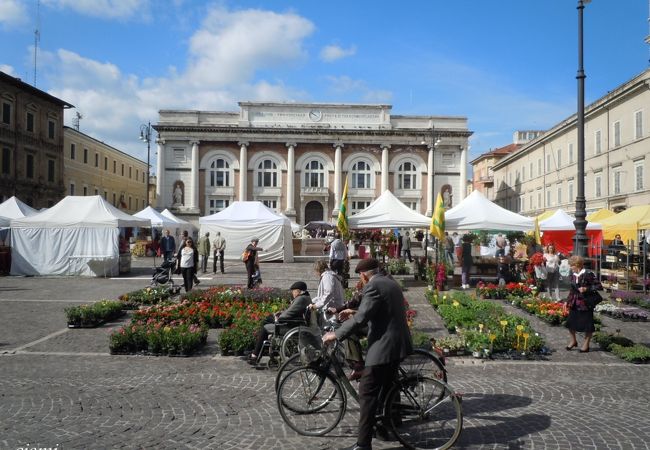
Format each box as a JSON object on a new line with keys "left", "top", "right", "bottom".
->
{"left": 1, "top": 0, "right": 648, "bottom": 172}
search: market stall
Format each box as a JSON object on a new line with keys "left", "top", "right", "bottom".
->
{"left": 10, "top": 196, "right": 149, "bottom": 277}
{"left": 539, "top": 209, "right": 603, "bottom": 256}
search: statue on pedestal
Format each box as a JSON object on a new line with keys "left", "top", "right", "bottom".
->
{"left": 172, "top": 182, "right": 184, "bottom": 206}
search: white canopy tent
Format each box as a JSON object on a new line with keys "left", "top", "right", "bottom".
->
{"left": 10, "top": 196, "right": 149, "bottom": 276}
{"left": 348, "top": 190, "right": 431, "bottom": 229}
{"left": 539, "top": 209, "right": 602, "bottom": 230}
{"left": 0, "top": 196, "right": 39, "bottom": 219}
{"left": 160, "top": 208, "right": 197, "bottom": 237}
{"left": 445, "top": 190, "right": 534, "bottom": 231}
{"left": 134, "top": 206, "right": 180, "bottom": 229}
{"left": 199, "top": 201, "right": 294, "bottom": 262}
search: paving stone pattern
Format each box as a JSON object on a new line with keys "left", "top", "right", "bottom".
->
{"left": 0, "top": 256, "right": 649, "bottom": 449}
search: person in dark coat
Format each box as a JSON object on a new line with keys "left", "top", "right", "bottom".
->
{"left": 244, "top": 237, "right": 263, "bottom": 289}
{"left": 322, "top": 258, "right": 413, "bottom": 450}
{"left": 248, "top": 281, "right": 311, "bottom": 364}
{"left": 460, "top": 234, "right": 473, "bottom": 289}
{"left": 565, "top": 255, "right": 601, "bottom": 352}
{"left": 160, "top": 229, "right": 176, "bottom": 262}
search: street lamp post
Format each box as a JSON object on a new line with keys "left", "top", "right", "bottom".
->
{"left": 139, "top": 122, "right": 153, "bottom": 207}
{"left": 573, "top": 0, "right": 590, "bottom": 258}
{"left": 424, "top": 128, "right": 441, "bottom": 261}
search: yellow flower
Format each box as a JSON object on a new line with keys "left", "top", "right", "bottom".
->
{"left": 516, "top": 324, "right": 524, "bottom": 331}
{"left": 452, "top": 301, "right": 460, "bottom": 307}
{"left": 499, "top": 320, "right": 508, "bottom": 327}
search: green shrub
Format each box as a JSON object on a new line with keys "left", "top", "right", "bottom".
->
{"left": 65, "top": 300, "right": 124, "bottom": 327}
{"left": 119, "top": 286, "right": 171, "bottom": 308}
{"left": 593, "top": 332, "right": 634, "bottom": 351}
{"left": 411, "top": 331, "right": 432, "bottom": 350}
{"left": 610, "top": 343, "right": 650, "bottom": 364}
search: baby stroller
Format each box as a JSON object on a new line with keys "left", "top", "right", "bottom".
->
{"left": 251, "top": 264, "right": 262, "bottom": 287}
{"left": 151, "top": 257, "right": 182, "bottom": 295}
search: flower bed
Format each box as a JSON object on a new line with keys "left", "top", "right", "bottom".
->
{"left": 119, "top": 286, "right": 173, "bottom": 309}
{"left": 109, "top": 321, "right": 208, "bottom": 356}
{"left": 425, "top": 291, "right": 545, "bottom": 355}
{"left": 111, "top": 285, "right": 291, "bottom": 356}
{"left": 593, "top": 332, "right": 650, "bottom": 364}
{"left": 65, "top": 300, "right": 125, "bottom": 328}
{"left": 595, "top": 302, "right": 649, "bottom": 321}
{"left": 510, "top": 297, "right": 568, "bottom": 325}
{"left": 609, "top": 290, "right": 650, "bottom": 310}
{"left": 476, "top": 281, "right": 535, "bottom": 299}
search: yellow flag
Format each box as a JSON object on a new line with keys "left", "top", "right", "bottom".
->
{"left": 534, "top": 217, "right": 542, "bottom": 245}
{"left": 430, "top": 193, "right": 445, "bottom": 239}
{"left": 337, "top": 177, "right": 349, "bottom": 237}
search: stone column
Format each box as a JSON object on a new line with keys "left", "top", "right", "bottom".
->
{"left": 333, "top": 143, "right": 343, "bottom": 216}
{"left": 426, "top": 145, "right": 434, "bottom": 216}
{"left": 238, "top": 141, "right": 249, "bottom": 201}
{"left": 190, "top": 140, "right": 200, "bottom": 210}
{"left": 459, "top": 145, "right": 468, "bottom": 202}
{"left": 286, "top": 142, "right": 296, "bottom": 216}
{"left": 155, "top": 139, "right": 165, "bottom": 207}
{"left": 381, "top": 144, "right": 390, "bottom": 192}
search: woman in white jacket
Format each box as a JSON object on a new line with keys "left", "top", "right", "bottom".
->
{"left": 544, "top": 244, "right": 561, "bottom": 301}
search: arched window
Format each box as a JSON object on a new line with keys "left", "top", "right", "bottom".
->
{"left": 351, "top": 160, "right": 371, "bottom": 189}
{"left": 209, "top": 158, "right": 230, "bottom": 187}
{"left": 257, "top": 159, "right": 278, "bottom": 187}
{"left": 304, "top": 160, "right": 325, "bottom": 187}
{"left": 398, "top": 161, "right": 417, "bottom": 190}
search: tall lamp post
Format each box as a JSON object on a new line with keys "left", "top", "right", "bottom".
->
{"left": 139, "top": 122, "right": 153, "bottom": 207}
{"left": 573, "top": 0, "right": 590, "bottom": 258}
{"left": 424, "top": 129, "right": 441, "bottom": 260}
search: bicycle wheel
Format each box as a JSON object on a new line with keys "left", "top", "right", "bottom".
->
{"left": 276, "top": 367, "right": 346, "bottom": 436}
{"left": 280, "top": 327, "right": 301, "bottom": 361}
{"left": 385, "top": 376, "right": 462, "bottom": 450}
{"left": 401, "top": 349, "right": 447, "bottom": 383}
{"left": 275, "top": 353, "right": 302, "bottom": 391}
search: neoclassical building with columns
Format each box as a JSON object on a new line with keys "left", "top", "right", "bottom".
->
{"left": 154, "top": 102, "right": 471, "bottom": 225}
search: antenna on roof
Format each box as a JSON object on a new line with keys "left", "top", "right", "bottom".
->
{"left": 73, "top": 111, "right": 83, "bottom": 131}
{"left": 33, "top": 0, "right": 41, "bottom": 86}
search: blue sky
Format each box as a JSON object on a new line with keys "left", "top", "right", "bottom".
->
{"left": 1, "top": 0, "right": 648, "bottom": 170}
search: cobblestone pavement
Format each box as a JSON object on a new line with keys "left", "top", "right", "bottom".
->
{"left": 1, "top": 257, "right": 649, "bottom": 449}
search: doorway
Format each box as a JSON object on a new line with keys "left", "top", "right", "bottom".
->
{"left": 304, "top": 201, "right": 324, "bottom": 224}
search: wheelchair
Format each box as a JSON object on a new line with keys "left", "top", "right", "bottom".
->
{"left": 253, "top": 318, "right": 306, "bottom": 369}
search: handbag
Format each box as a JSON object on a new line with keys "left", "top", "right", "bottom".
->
{"left": 241, "top": 250, "right": 250, "bottom": 262}
{"left": 534, "top": 265, "right": 548, "bottom": 280}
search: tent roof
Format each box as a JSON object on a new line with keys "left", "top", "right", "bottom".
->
{"left": 0, "top": 196, "right": 38, "bottom": 219}
{"left": 597, "top": 205, "right": 650, "bottom": 231}
{"left": 348, "top": 190, "right": 431, "bottom": 229}
{"left": 10, "top": 196, "right": 150, "bottom": 228}
{"left": 536, "top": 209, "right": 557, "bottom": 222}
{"left": 199, "top": 201, "right": 290, "bottom": 226}
{"left": 0, "top": 215, "right": 10, "bottom": 228}
{"left": 134, "top": 206, "right": 181, "bottom": 228}
{"left": 445, "top": 190, "right": 534, "bottom": 231}
{"left": 586, "top": 208, "right": 616, "bottom": 223}
{"left": 539, "top": 209, "right": 601, "bottom": 230}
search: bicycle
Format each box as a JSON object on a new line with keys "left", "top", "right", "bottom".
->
{"left": 276, "top": 337, "right": 463, "bottom": 450}
{"left": 274, "top": 308, "right": 447, "bottom": 392}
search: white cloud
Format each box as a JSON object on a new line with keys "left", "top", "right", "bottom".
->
{"left": 320, "top": 44, "right": 356, "bottom": 62}
{"left": 0, "top": 0, "right": 28, "bottom": 28}
{"left": 40, "top": 5, "right": 315, "bottom": 165}
{"left": 326, "top": 75, "right": 392, "bottom": 103}
{"left": 186, "top": 7, "right": 314, "bottom": 87}
{"left": 0, "top": 64, "right": 16, "bottom": 75}
{"left": 41, "top": 0, "right": 149, "bottom": 20}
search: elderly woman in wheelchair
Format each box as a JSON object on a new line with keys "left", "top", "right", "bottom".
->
{"left": 246, "top": 281, "right": 312, "bottom": 367}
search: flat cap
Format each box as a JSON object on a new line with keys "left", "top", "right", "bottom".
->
{"left": 289, "top": 281, "right": 308, "bottom": 291}
{"left": 251, "top": 237, "right": 259, "bottom": 242}
{"left": 355, "top": 258, "right": 380, "bottom": 273}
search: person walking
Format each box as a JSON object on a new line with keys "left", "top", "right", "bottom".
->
{"left": 177, "top": 230, "right": 200, "bottom": 286}
{"left": 329, "top": 232, "right": 348, "bottom": 276}
{"left": 198, "top": 232, "right": 210, "bottom": 274}
{"left": 244, "top": 237, "right": 263, "bottom": 289}
{"left": 212, "top": 232, "right": 226, "bottom": 274}
{"left": 160, "top": 229, "right": 176, "bottom": 262}
{"left": 178, "top": 237, "right": 199, "bottom": 292}
{"left": 310, "top": 260, "right": 345, "bottom": 312}
{"left": 402, "top": 231, "right": 413, "bottom": 262}
{"left": 544, "top": 244, "right": 561, "bottom": 301}
{"left": 565, "top": 256, "right": 601, "bottom": 353}
{"left": 322, "top": 258, "right": 413, "bottom": 450}
{"left": 444, "top": 232, "right": 455, "bottom": 264}
{"left": 460, "top": 234, "right": 473, "bottom": 289}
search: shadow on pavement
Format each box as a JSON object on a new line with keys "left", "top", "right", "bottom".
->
{"left": 456, "top": 393, "right": 550, "bottom": 448}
